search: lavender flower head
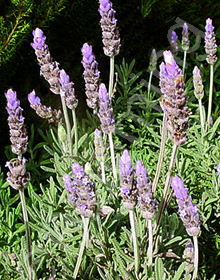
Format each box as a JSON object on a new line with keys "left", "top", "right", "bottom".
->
{"left": 31, "top": 28, "right": 61, "bottom": 95}
{"left": 59, "top": 69, "right": 78, "bottom": 109}
{"left": 119, "top": 150, "right": 137, "bottom": 210}
{"left": 99, "top": 0, "right": 120, "bottom": 57}
{"left": 183, "top": 239, "right": 194, "bottom": 273}
{"left": 81, "top": 43, "right": 100, "bottom": 110}
{"left": 171, "top": 31, "right": 178, "bottom": 55}
{"left": 205, "top": 18, "right": 217, "bottom": 64}
{"left": 5, "top": 89, "right": 28, "bottom": 155}
{"left": 160, "top": 51, "right": 190, "bottom": 145}
{"left": 193, "top": 66, "right": 204, "bottom": 100}
{"left": 149, "top": 49, "right": 157, "bottom": 72}
{"left": 28, "top": 90, "right": 62, "bottom": 124}
{"left": 182, "top": 23, "right": 190, "bottom": 51}
{"left": 171, "top": 174, "right": 200, "bottom": 236}
{"left": 136, "top": 160, "right": 158, "bottom": 219}
{"left": 63, "top": 162, "right": 96, "bottom": 217}
{"left": 98, "top": 83, "right": 115, "bottom": 134}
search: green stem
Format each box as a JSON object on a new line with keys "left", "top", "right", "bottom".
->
{"left": 108, "top": 56, "right": 115, "bottom": 100}
{"left": 198, "top": 99, "right": 205, "bottom": 135}
{"left": 147, "top": 219, "right": 153, "bottom": 266}
{"left": 129, "top": 210, "right": 140, "bottom": 275}
{"left": 154, "top": 143, "right": 178, "bottom": 233}
{"left": 182, "top": 50, "right": 187, "bottom": 76}
{"left": 19, "top": 189, "right": 33, "bottom": 280}
{"left": 108, "top": 132, "right": 117, "bottom": 181}
{"left": 72, "top": 109, "right": 78, "bottom": 156}
{"left": 192, "top": 236, "right": 199, "bottom": 280}
{"left": 152, "top": 113, "right": 167, "bottom": 194}
{"left": 73, "top": 217, "right": 90, "bottom": 279}
{"left": 60, "top": 95, "right": 73, "bottom": 156}
{"left": 147, "top": 71, "right": 153, "bottom": 97}
{"left": 207, "top": 64, "right": 214, "bottom": 129}
{"left": 100, "top": 160, "right": 106, "bottom": 184}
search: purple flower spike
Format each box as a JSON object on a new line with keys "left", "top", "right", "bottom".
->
{"left": 205, "top": 18, "right": 217, "bottom": 64}
{"left": 171, "top": 31, "right": 178, "bottom": 55}
{"left": 63, "top": 163, "right": 96, "bottom": 217}
{"left": 59, "top": 69, "right": 77, "bottom": 109}
{"left": 159, "top": 51, "right": 189, "bottom": 146}
{"left": 135, "top": 160, "right": 158, "bottom": 219}
{"left": 28, "top": 90, "right": 62, "bottom": 124}
{"left": 182, "top": 23, "right": 190, "bottom": 51}
{"left": 5, "top": 89, "right": 28, "bottom": 155}
{"left": 99, "top": 0, "right": 120, "bottom": 57}
{"left": 31, "top": 28, "right": 46, "bottom": 50}
{"left": 81, "top": 43, "right": 100, "bottom": 110}
{"left": 98, "top": 83, "right": 115, "bottom": 134}
{"left": 171, "top": 174, "right": 188, "bottom": 200}
{"left": 119, "top": 150, "right": 137, "bottom": 210}
{"left": 171, "top": 174, "right": 200, "bottom": 236}
{"left": 28, "top": 90, "right": 41, "bottom": 107}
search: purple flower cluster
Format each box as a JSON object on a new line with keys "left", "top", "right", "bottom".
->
{"left": 59, "top": 69, "right": 78, "bottom": 109}
{"left": 193, "top": 67, "right": 204, "bottom": 100}
{"left": 5, "top": 89, "right": 28, "bottom": 155}
{"left": 119, "top": 150, "right": 137, "bottom": 210}
{"left": 171, "top": 174, "right": 200, "bottom": 236}
{"left": 31, "top": 28, "right": 77, "bottom": 107}
{"left": 171, "top": 31, "right": 178, "bottom": 55}
{"left": 136, "top": 160, "right": 158, "bottom": 219}
{"left": 183, "top": 240, "right": 194, "bottom": 273}
{"left": 160, "top": 51, "right": 190, "bottom": 145}
{"left": 28, "top": 90, "right": 63, "bottom": 124}
{"left": 205, "top": 18, "right": 217, "bottom": 64}
{"left": 98, "top": 83, "right": 115, "bottom": 134}
{"left": 81, "top": 43, "right": 100, "bottom": 110}
{"left": 99, "top": 0, "right": 120, "bottom": 57}
{"left": 119, "top": 151, "right": 157, "bottom": 216}
{"left": 63, "top": 162, "right": 96, "bottom": 217}
{"left": 182, "top": 23, "right": 189, "bottom": 51}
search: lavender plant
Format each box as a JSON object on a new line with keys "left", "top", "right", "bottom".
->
{"left": 5, "top": 89, "right": 33, "bottom": 279}
{"left": 2, "top": 3, "right": 220, "bottom": 279}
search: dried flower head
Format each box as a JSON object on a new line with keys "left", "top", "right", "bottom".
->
{"left": 63, "top": 163, "right": 96, "bottom": 217}
{"left": 5, "top": 89, "right": 28, "bottom": 155}
{"left": 182, "top": 23, "right": 190, "bottom": 51}
{"left": 98, "top": 83, "right": 115, "bottom": 134}
{"left": 99, "top": 0, "right": 120, "bottom": 57}
{"left": 193, "top": 66, "right": 204, "bottom": 100}
{"left": 160, "top": 51, "right": 190, "bottom": 145}
{"left": 136, "top": 160, "right": 158, "bottom": 219}
{"left": 205, "top": 18, "right": 217, "bottom": 64}
{"left": 81, "top": 43, "right": 100, "bottom": 110}
{"left": 119, "top": 150, "right": 137, "bottom": 210}
{"left": 171, "top": 174, "right": 200, "bottom": 236}
{"left": 28, "top": 90, "right": 63, "bottom": 124}
{"left": 5, "top": 157, "right": 30, "bottom": 190}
